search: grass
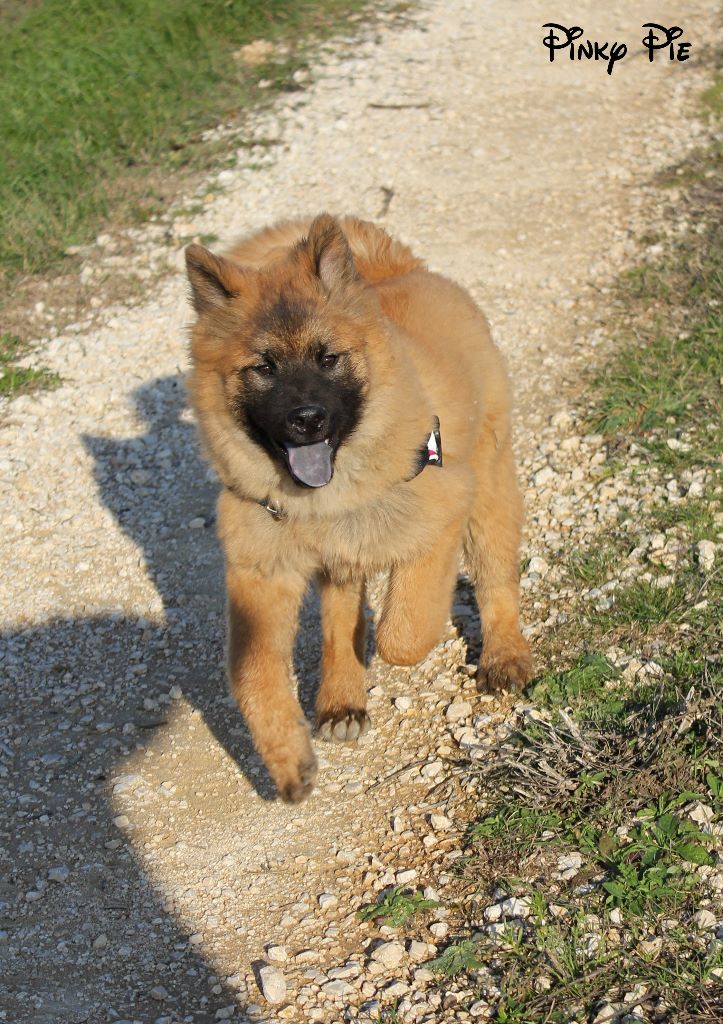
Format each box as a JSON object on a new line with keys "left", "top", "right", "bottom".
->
{"left": 422, "top": 73, "right": 723, "bottom": 1024}
{"left": 0, "top": 0, "right": 372, "bottom": 281}
{"left": 0, "top": 332, "right": 60, "bottom": 397}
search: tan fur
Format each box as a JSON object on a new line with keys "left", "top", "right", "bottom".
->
{"left": 186, "top": 214, "right": 532, "bottom": 802}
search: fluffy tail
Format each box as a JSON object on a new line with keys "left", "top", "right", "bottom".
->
{"left": 339, "top": 216, "right": 425, "bottom": 283}
{"left": 226, "top": 214, "right": 425, "bottom": 283}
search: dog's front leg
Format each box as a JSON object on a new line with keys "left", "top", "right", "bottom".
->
{"left": 316, "top": 574, "right": 370, "bottom": 741}
{"left": 227, "top": 565, "right": 316, "bottom": 803}
{"left": 376, "top": 518, "right": 465, "bottom": 667}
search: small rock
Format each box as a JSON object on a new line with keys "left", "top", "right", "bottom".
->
{"left": 321, "top": 979, "right": 353, "bottom": 998}
{"left": 258, "top": 964, "right": 286, "bottom": 1004}
{"left": 235, "top": 39, "right": 275, "bottom": 66}
{"left": 639, "top": 936, "right": 662, "bottom": 957}
{"left": 445, "top": 699, "right": 472, "bottom": 722}
{"left": 429, "top": 922, "right": 448, "bottom": 938}
{"left": 150, "top": 986, "right": 169, "bottom": 1001}
{"left": 169, "top": 684, "right": 183, "bottom": 700}
{"left": 266, "top": 944, "right": 287, "bottom": 963}
{"left": 113, "top": 814, "right": 130, "bottom": 828}
{"left": 550, "top": 410, "right": 573, "bottom": 429}
{"left": 533, "top": 465, "right": 556, "bottom": 487}
{"left": 527, "top": 556, "right": 550, "bottom": 577}
{"left": 215, "top": 1007, "right": 235, "bottom": 1021}
{"left": 394, "top": 695, "right": 413, "bottom": 711}
{"left": 93, "top": 933, "right": 108, "bottom": 950}
{"left": 188, "top": 517, "right": 205, "bottom": 529}
{"left": 396, "top": 869, "right": 417, "bottom": 884}
{"left": 430, "top": 814, "right": 451, "bottom": 831}
{"left": 48, "top": 865, "right": 69, "bottom": 883}
{"left": 697, "top": 540, "right": 716, "bottom": 572}
{"left": 318, "top": 893, "right": 337, "bottom": 909}
{"left": 113, "top": 773, "right": 142, "bottom": 795}
{"left": 371, "top": 941, "right": 405, "bottom": 969}
{"left": 692, "top": 909, "right": 717, "bottom": 930}
{"left": 500, "top": 896, "right": 531, "bottom": 919}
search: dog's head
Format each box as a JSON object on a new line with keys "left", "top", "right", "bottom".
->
{"left": 186, "top": 215, "right": 376, "bottom": 489}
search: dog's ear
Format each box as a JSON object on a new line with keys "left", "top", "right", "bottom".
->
{"left": 306, "top": 213, "right": 358, "bottom": 293}
{"left": 185, "top": 243, "right": 246, "bottom": 314}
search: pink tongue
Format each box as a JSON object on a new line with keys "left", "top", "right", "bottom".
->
{"left": 285, "top": 441, "right": 333, "bottom": 487}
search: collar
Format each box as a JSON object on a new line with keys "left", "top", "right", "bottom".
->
{"left": 247, "top": 416, "right": 443, "bottom": 522}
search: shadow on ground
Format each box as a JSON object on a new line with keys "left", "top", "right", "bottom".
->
{"left": 0, "top": 375, "right": 296, "bottom": 1021}
{"left": 0, "top": 372, "right": 478, "bottom": 1021}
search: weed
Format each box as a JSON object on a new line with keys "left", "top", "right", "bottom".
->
{"left": 427, "top": 939, "right": 486, "bottom": 977}
{"left": 0, "top": 333, "right": 60, "bottom": 399}
{"left": 356, "top": 886, "right": 440, "bottom": 928}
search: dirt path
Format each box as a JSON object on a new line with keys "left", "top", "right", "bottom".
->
{"left": 1, "top": 2, "right": 718, "bottom": 1022}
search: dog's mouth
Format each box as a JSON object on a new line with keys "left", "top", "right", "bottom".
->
{"left": 280, "top": 438, "right": 335, "bottom": 488}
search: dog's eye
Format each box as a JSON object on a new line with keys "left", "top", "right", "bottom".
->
{"left": 320, "top": 353, "right": 339, "bottom": 370}
{"left": 253, "top": 362, "right": 274, "bottom": 378}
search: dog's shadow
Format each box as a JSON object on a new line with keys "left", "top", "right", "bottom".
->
{"left": 81, "top": 373, "right": 368, "bottom": 800}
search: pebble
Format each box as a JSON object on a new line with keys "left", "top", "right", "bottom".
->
{"left": 692, "top": 909, "right": 717, "bottom": 930}
{"left": 258, "top": 964, "right": 286, "bottom": 1004}
{"left": 697, "top": 539, "right": 716, "bottom": 572}
{"left": 48, "top": 865, "right": 69, "bottom": 883}
{"left": 318, "top": 892, "right": 338, "bottom": 909}
{"left": 396, "top": 868, "right": 417, "bottom": 884}
{"left": 149, "top": 986, "right": 169, "bottom": 1001}
{"left": 266, "top": 944, "right": 288, "bottom": 962}
{"left": 371, "top": 941, "right": 405, "bottom": 969}
{"left": 445, "top": 699, "right": 472, "bottom": 722}
{"left": 394, "top": 695, "right": 413, "bottom": 711}
{"left": 322, "top": 979, "right": 354, "bottom": 997}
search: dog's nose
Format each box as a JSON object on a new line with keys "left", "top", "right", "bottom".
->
{"left": 286, "top": 404, "right": 330, "bottom": 442}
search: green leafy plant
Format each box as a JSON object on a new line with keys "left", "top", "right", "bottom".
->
{"left": 530, "top": 653, "right": 619, "bottom": 707}
{"left": 427, "top": 939, "right": 485, "bottom": 977}
{"left": 356, "top": 886, "right": 440, "bottom": 928}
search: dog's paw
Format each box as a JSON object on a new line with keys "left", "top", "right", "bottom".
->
{"left": 276, "top": 749, "right": 318, "bottom": 804}
{"left": 477, "top": 634, "right": 533, "bottom": 694}
{"left": 316, "top": 708, "right": 371, "bottom": 743}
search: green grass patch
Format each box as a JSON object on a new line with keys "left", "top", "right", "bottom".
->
{"left": 0, "top": 0, "right": 371, "bottom": 280}
{"left": 0, "top": 332, "right": 60, "bottom": 398}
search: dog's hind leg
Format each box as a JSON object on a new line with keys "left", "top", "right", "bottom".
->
{"left": 464, "top": 438, "right": 532, "bottom": 692}
{"left": 376, "top": 518, "right": 464, "bottom": 668}
{"left": 227, "top": 565, "right": 317, "bottom": 803}
{"left": 316, "top": 574, "right": 370, "bottom": 742}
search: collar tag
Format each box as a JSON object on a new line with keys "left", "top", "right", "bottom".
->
{"left": 262, "top": 500, "right": 287, "bottom": 521}
{"left": 426, "top": 416, "right": 443, "bottom": 466}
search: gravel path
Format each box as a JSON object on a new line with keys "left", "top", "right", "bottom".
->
{"left": 1, "top": 2, "right": 718, "bottom": 1022}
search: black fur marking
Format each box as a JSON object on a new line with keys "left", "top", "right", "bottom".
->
{"left": 254, "top": 294, "right": 317, "bottom": 343}
{"left": 236, "top": 358, "right": 365, "bottom": 478}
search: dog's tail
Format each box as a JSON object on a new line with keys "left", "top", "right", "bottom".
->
{"left": 227, "top": 215, "right": 425, "bottom": 283}
{"left": 339, "top": 216, "right": 426, "bottom": 283}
